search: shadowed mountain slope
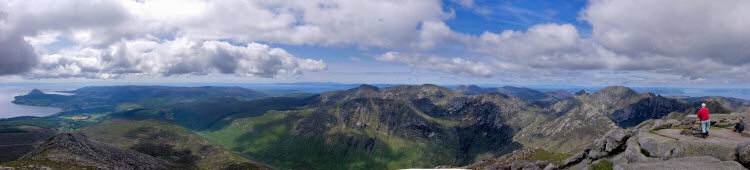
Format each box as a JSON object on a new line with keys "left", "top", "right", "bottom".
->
{"left": 3, "top": 133, "right": 173, "bottom": 169}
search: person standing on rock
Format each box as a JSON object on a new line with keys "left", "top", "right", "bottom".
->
{"left": 698, "top": 103, "right": 710, "bottom": 138}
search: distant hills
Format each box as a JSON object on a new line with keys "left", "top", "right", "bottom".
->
{"left": 454, "top": 85, "right": 571, "bottom": 102}
{"left": 2, "top": 84, "right": 748, "bottom": 169}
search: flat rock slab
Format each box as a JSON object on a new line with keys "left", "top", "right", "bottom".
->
{"left": 638, "top": 128, "right": 749, "bottom": 161}
{"left": 614, "top": 156, "right": 746, "bottom": 170}
{"left": 658, "top": 128, "right": 748, "bottom": 144}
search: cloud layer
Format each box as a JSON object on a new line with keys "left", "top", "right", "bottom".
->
{"left": 1, "top": 0, "right": 749, "bottom": 85}
{"left": 30, "top": 38, "right": 325, "bottom": 79}
{"left": 374, "top": 0, "right": 750, "bottom": 84}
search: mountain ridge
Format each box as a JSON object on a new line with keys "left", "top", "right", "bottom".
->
{"left": 454, "top": 85, "right": 570, "bottom": 102}
{"left": 4, "top": 84, "right": 750, "bottom": 169}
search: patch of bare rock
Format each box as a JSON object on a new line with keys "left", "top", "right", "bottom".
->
{"left": 479, "top": 114, "right": 750, "bottom": 170}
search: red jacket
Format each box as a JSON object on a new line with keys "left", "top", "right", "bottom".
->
{"left": 698, "top": 108, "right": 710, "bottom": 121}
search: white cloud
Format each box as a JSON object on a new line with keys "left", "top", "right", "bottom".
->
{"left": 374, "top": 52, "right": 492, "bottom": 77}
{"left": 0, "top": 0, "right": 128, "bottom": 76}
{"left": 2, "top": 0, "right": 750, "bottom": 85}
{"left": 132, "top": 0, "right": 451, "bottom": 48}
{"left": 584, "top": 0, "right": 750, "bottom": 65}
{"left": 410, "top": 21, "right": 470, "bottom": 51}
{"left": 582, "top": 0, "right": 750, "bottom": 79}
{"left": 380, "top": 23, "right": 632, "bottom": 76}
{"left": 375, "top": 0, "right": 750, "bottom": 83}
{"left": 0, "top": 0, "right": 454, "bottom": 78}
{"left": 29, "top": 38, "right": 325, "bottom": 79}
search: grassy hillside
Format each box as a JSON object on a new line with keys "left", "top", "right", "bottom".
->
{"left": 110, "top": 95, "right": 315, "bottom": 131}
{"left": 75, "top": 118, "right": 267, "bottom": 169}
{"left": 199, "top": 109, "right": 457, "bottom": 169}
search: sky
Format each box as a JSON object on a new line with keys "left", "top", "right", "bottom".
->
{"left": 1, "top": 0, "right": 749, "bottom": 88}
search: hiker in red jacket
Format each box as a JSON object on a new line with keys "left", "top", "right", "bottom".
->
{"left": 698, "top": 103, "right": 710, "bottom": 138}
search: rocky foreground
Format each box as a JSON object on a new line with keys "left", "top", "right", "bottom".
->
{"left": 0, "top": 133, "right": 174, "bottom": 169}
{"left": 468, "top": 113, "right": 750, "bottom": 170}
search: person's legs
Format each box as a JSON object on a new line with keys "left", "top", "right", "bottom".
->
{"left": 701, "top": 120, "right": 709, "bottom": 134}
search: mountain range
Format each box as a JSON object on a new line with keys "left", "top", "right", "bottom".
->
{"left": 1, "top": 84, "right": 747, "bottom": 169}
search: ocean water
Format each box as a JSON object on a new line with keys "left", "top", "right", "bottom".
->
{"left": 0, "top": 85, "right": 65, "bottom": 119}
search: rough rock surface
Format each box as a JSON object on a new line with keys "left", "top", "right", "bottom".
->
{"left": 542, "top": 163, "right": 557, "bottom": 170}
{"left": 613, "top": 156, "right": 745, "bottom": 170}
{"left": 680, "top": 116, "right": 703, "bottom": 137}
{"left": 643, "top": 129, "right": 741, "bottom": 161}
{"left": 608, "top": 137, "right": 658, "bottom": 165}
{"left": 18, "top": 133, "right": 173, "bottom": 170}
{"left": 651, "top": 119, "right": 681, "bottom": 130}
{"left": 461, "top": 149, "right": 557, "bottom": 170}
{"left": 737, "top": 139, "right": 750, "bottom": 165}
{"left": 559, "top": 127, "right": 750, "bottom": 170}
{"left": 559, "top": 129, "right": 632, "bottom": 169}
{"left": 560, "top": 150, "right": 587, "bottom": 168}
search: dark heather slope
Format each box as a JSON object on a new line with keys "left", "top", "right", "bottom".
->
{"left": 607, "top": 94, "right": 692, "bottom": 128}
{"left": 13, "top": 133, "right": 173, "bottom": 169}
{"left": 0, "top": 126, "right": 57, "bottom": 163}
{"left": 591, "top": 86, "right": 692, "bottom": 128}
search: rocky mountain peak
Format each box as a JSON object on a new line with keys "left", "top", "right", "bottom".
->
{"left": 18, "top": 133, "right": 173, "bottom": 169}
{"left": 454, "top": 85, "right": 483, "bottom": 92}
{"left": 591, "top": 86, "right": 640, "bottom": 107}
{"left": 354, "top": 84, "right": 379, "bottom": 91}
{"left": 592, "top": 86, "right": 638, "bottom": 98}
{"left": 575, "top": 90, "right": 587, "bottom": 96}
{"left": 28, "top": 89, "right": 45, "bottom": 95}
{"left": 380, "top": 84, "right": 459, "bottom": 100}
{"left": 345, "top": 84, "right": 380, "bottom": 96}
{"left": 554, "top": 89, "right": 572, "bottom": 97}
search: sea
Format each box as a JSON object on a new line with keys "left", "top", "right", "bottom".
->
{"left": 0, "top": 83, "right": 79, "bottom": 119}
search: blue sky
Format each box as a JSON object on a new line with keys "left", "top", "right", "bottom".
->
{"left": 1, "top": 0, "right": 749, "bottom": 88}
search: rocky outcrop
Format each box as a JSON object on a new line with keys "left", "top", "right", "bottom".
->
{"left": 737, "top": 139, "right": 750, "bottom": 166}
{"left": 680, "top": 113, "right": 745, "bottom": 137}
{"left": 651, "top": 119, "right": 681, "bottom": 130}
{"left": 609, "top": 136, "right": 657, "bottom": 164}
{"left": 556, "top": 126, "right": 750, "bottom": 170}
{"left": 459, "top": 149, "right": 559, "bottom": 170}
{"left": 680, "top": 116, "right": 704, "bottom": 137}
{"left": 16, "top": 133, "right": 173, "bottom": 169}
{"left": 587, "top": 130, "right": 633, "bottom": 159}
{"left": 558, "top": 129, "right": 633, "bottom": 168}
{"left": 614, "top": 156, "right": 745, "bottom": 170}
